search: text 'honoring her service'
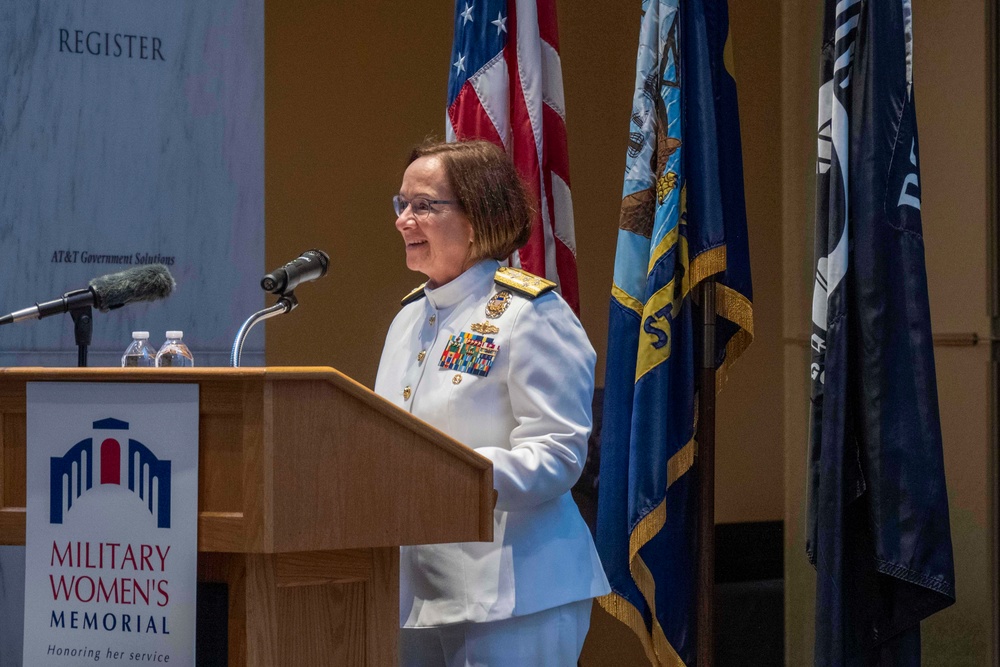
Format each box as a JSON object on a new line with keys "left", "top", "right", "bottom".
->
{"left": 47, "top": 643, "right": 170, "bottom": 662}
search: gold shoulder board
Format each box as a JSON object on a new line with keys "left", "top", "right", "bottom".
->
{"left": 400, "top": 283, "right": 427, "bottom": 306}
{"left": 494, "top": 266, "right": 557, "bottom": 299}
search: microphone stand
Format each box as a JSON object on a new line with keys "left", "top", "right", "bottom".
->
{"left": 70, "top": 305, "right": 92, "bottom": 368}
{"left": 230, "top": 292, "right": 297, "bottom": 367}
{"left": 61, "top": 288, "right": 97, "bottom": 368}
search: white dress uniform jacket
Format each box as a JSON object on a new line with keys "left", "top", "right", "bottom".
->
{"left": 375, "top": 259, "right": 610, "bottom": 628}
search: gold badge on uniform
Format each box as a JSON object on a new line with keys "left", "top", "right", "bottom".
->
{"left": 486, "top": 290, "right": 513, "bottom": 319}
{"left": 471, "top": 321, "right": 500, "bottom": 335}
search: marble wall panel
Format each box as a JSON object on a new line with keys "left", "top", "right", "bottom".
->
{"left": 0, "top": 0, "right": 264, "bottom": 368}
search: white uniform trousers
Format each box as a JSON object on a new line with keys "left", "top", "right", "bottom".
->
{"left": 399, "top": 599, "right": 592, "bottom": 667}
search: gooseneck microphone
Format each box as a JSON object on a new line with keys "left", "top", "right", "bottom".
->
{"left": 231, "top": 249, "right": 329, "bottom": 367}
{"left": 260, "top": 249, "right": 330, "bottom": 294}
{"left": 0, "top": 264, "right": 176, "bottom": 326}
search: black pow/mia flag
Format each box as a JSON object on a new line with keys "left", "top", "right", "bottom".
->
{"left": 807, "top": 1, "right": 956, "bottom": 665}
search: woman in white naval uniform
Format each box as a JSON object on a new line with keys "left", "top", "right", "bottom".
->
{"left": 375, "top": 140, "right": 609, "bottom": 666}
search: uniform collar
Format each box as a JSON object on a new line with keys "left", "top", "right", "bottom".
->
{"left": 424, "top": 259, "right": 499, "bottom": 310}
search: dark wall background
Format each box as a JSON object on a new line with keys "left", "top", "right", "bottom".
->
{"left": 263, "top": 0, "right": 784, "bottom": 527}
{"left": 262, "top": 1, "right": 997, "bottom": 664}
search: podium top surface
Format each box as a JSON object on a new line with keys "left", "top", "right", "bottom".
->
{"left": 0, "top": 366, "right": 495, "bottom": 552}
{"left": 0, "top": 366, "right": 490, "bottom": 469}
{"left": 1, "top": 365, "right": 363, "bottom": 380}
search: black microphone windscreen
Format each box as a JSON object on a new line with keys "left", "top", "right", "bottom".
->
{"left": 88, "top": 264, "right": 176, "bottom": 312}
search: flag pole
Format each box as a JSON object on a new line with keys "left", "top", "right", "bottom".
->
{"left": 696, "top": 276, "right": 717, "bottom": 666}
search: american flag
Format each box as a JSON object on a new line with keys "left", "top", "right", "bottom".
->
{"left": 446, "top": 0, "right": 580, "bottom": 314}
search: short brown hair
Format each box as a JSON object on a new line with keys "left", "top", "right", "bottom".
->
{"left": 408, "top": 140, "right": 533, "bottom": 261}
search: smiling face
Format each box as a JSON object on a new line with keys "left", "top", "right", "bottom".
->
{"left": 395, "top": 156, "right": 476, "bottom": 288}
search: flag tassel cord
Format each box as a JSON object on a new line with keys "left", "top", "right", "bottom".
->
{"left": 696, "top": 276, "right": 717, "bottom": 667}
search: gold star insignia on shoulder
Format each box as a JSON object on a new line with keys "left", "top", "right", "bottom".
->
{"left": 494, "top": 266, "right": 556, "bottom": 299}
{"left": 400, "top": 283, "right": 427, "bottom": 306}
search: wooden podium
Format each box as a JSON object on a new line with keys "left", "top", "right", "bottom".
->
{"left": 0, "top": 367, "right": 494, "bottom": 666}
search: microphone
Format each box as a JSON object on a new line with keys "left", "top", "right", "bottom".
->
{"left": 0, "top": 264, "right": 176, "bottom": 326}
{"left": 260, "top": 249, "right": 330, "bottom": 294}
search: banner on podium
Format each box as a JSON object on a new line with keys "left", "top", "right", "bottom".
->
{"left": 23, "top": 383, "right": 199, "bottom": 666}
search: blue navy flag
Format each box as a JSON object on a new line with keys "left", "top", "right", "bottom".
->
{"left": 595, "top": 0, "right": 752, "bottom": 664}
{"left": 807, "top": 1, "right": 956, "bottom": 664}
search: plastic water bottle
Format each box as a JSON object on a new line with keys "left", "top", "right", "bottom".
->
{"left": 121, "top": 331, "right": 157, "bottom": 367}
{"left": 155, "top": 331, "right": 195, "bottom": 367}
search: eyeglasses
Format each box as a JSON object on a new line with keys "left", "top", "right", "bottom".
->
{"left": 393, "top": 195, "right": 458, "bottom": 220}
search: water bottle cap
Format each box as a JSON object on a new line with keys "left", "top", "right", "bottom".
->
{"left": 132, "top": 331, "right": 149, "bottom": 339}
{"left": 166, "top": 330, "right": 183, "bottom": 339}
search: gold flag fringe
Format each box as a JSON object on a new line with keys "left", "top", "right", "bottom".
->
{"left": 601, "top": 242, "right": 754, "bottom": 666}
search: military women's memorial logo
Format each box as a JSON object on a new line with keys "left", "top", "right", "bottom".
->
{"left": 23, "top": 383, "right": 198, "bottom": 666}
{"left": 50, "top": 418, "right": 172, "bottom": 528}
